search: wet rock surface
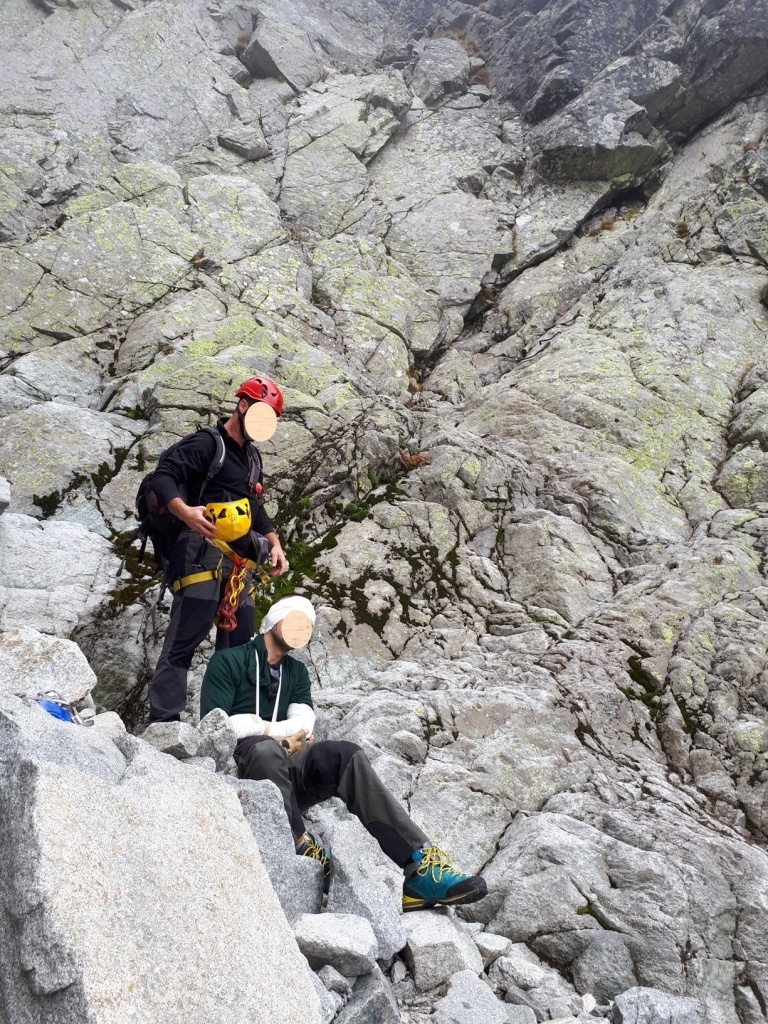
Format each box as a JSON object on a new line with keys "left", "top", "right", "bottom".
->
{"left": 1, "top": 0, "right": 768, "bottom": 1022}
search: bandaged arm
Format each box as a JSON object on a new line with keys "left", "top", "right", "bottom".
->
{"left": 228, "top": 703, "right": 316, "bottom": 741}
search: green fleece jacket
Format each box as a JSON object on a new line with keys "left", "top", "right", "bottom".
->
{"left": 199, "top": 635, "right": 313, "bottom": 721}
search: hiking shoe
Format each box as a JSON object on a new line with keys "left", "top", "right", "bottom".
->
{"left": 402, "top": 845, "right": 487, "bottom": 912}
{"left": 297, "top": 832, "right": 332, "bottom": 894}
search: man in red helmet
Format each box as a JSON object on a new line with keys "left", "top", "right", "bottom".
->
{"left": 146, "top": 376, "right": 288, "bottom": 723}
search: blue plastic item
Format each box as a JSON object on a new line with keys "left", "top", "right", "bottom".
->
{"left": 36, "top": 699, "right": 76, "bottom": 723}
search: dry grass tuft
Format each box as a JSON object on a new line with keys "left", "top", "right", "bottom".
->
{"left": 675, "top": 219, "right": 690, "bottom": 239}
{"left": 400, "top": 451, "right": 432, "bottom": 470}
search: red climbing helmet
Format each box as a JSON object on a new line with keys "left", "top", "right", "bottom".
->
{"left": 235, "top": 376, "right": 284, "bottom": 416}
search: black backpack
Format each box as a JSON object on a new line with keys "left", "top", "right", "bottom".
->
{"left": 127, "top": 426, "right": 226, "bottom": 575}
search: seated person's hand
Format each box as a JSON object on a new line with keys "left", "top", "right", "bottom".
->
{"left": 280, "top": 729, "right": 307, "bottom": 755}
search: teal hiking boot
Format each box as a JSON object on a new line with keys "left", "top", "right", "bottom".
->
{"left": 402, "top": 845, "right": 487, "bottom": 912}
{"left": 297, "top": 832, "right": 332, "bottom": 894}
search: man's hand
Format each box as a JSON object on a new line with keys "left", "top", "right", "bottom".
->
{"left": 266, "top": 533, "right": 287, "bottom": 576}
{"left": 281, "top": 729, "right": 307, "bottom": 755}
{"left": 168, "top": 498, "right": 217, "bottom": 539}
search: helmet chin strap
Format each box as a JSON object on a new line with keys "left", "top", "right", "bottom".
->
{"left": 237, "top": 408, "right": 253, "bottom": 443}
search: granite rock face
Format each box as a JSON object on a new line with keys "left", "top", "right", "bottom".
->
{"left": 0, "top": 694, "right": 321, "bottom": 1024}
{"left": 2, "top": 1, "right": 768, "bottom": 1022}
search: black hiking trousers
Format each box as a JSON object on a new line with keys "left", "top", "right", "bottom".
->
{"left": 148, "top": 532, "right": 254, "bottom": 722}
{"left": 235, "top": 737, "right": 428, "bottom": 868}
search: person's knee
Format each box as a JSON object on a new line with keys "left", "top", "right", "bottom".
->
{"left": 304, "top": 740, "right": 363, "bottom": 787}
{"left": 241, "top": 737, "right": 286, "bottom": 779}
{"left": 317, "top": 740, "right": 362, "bottom": 763}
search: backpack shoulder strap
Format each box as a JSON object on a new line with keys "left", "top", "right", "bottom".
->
{"left": 248, "top": 443, "right": 263, "bottom": 473}
{"left": 196, "top": 426, "right": 227, "bottom": 504}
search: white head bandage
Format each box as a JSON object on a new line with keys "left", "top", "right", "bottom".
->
{"left": 259, "top": 596, "right": 316, "bottom": 636}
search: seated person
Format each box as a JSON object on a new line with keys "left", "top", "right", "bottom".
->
{"left": 199, "top": 595, "right": 488, "bottom": 911}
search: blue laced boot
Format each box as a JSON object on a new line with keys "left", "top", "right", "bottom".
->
{"left": 402, "top": 845, "right": 487, "bottom": 912}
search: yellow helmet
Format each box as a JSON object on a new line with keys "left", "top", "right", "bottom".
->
{"left": 203, "top": 500, "right": 251, "bottom": 542}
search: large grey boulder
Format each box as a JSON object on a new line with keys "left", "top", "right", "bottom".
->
{"left": 280, "top": 135, "right": 372, "bottom": 240}
{"left": 475, "top": 932, "right": 512, "bottom": 969}
{"left": 411, "top": 38, "right": 471, "bottom": 107}
{"left": 294, "top": 913, "right": 378, "bottom": 974}
{"left": 489, "top": 945, "right": 579, "bottom": 1021}
{"left": 402, "top": 911, "right": 484, "bottom": 991}
{"left": 612, "top": 987, "right": 701, "bottom": 1024}
{"left": 241, "top": 16, "right": 323, "bottom": 93}
{"left": 0, "top": 403, "right": 141, "bottom": 518}
{"left": 294, "top": 912, "right": 379, "bottom": 976}
{"left": 0, "top": 627, "right": 96, "bottom": 703}
{"left": 433, "top": 969, "right": 509, "bottom": 1024}
{"left": 185, "top": 174, "right": 287, "bottom": 263}
{"left": 227, "top": 778, "right": 324, "bottom": 923}
{"left": 0, "top": 514, "right": 120, "bottom": 635}
{"left": 0, "top": 691, "right": 127, "bottom": 787}
{"left": 325, "top": 818, "right": 406, "bottom": 961}
{"left": 140, "top": 721, "right": 202, "bottom": 759}
{"left": 0, "top": 696, "right": 321, "bottom": 1024}
{"left": 7, "top": 334, "right": 110, "bottom": 410}
{"left": 572, "top": 932, "right": 637, "bottom": 1004}
{"left": 197, "top": 708, "right": 237, "bottom": 771}
{"left": 333, "top": 965, "right": 400, "bottom": 1024}
{"left": 531, "top": 57, "right": 676, "bottom": 185}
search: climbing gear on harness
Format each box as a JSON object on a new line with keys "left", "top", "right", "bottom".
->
{"left": 203, "top": 499, "right": 252, "bottom": 543}
{"left": 235, "top": 376, "right": 284, "bottom": 417}
{"left": 297, "top": 831, "right": 332, "bottom": 894}
{"left": 402, "top": 845, "right": 487, "bottom": 912}
{"left": 215, "top": 553, "right": 252, "bottom": 632}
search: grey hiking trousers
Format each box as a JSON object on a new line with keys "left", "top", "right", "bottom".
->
{"left": 235, "top": 737, "right": 428, "bottom": 868}
{"left": 148, "top": 532, "right": 254, "bottom": 722}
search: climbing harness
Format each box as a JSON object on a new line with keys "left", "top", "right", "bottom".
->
{"left": 171, "top": 567, "right": 224, "bottom": 594}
